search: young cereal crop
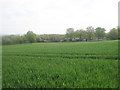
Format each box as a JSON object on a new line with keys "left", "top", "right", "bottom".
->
{"left": 2, "top": 40, "right": 118, "bottom": 88}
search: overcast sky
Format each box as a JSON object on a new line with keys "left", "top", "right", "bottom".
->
{"left": 0, "top": 0, "right": 119, "bottom": 35}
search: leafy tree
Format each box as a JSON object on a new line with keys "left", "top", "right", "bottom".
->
{"left": 2, "top": 36, "right": 12, "bottom": 45}
{"left": 2, "top": 35, "right": 25, "bottom": 45}
{"left": 86, "top": 26, "right": 95, "bottom": 40}
{"left": 107, "top": 28, "right": 118, "bottom": 40}
{"left": 21, "top": 35, "right": 27, "bottom": 43}
{"left": 36, "top": 35, "right": 41, "bottom": 42}
{"left": 66, "top": 28, "right": 74, "bottom": 41}
{"left": 95, "top": 27, "right": 106, "bottom": 40}
{"left": 26, "top": 31, "right": 36, "bottom": 43}
{"left": 75, "top": 29, "right": 87, "bottom": 41}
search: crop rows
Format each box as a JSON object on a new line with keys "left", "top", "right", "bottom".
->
{"left": 2, "top": 40, "right": 118, "bottom": 88}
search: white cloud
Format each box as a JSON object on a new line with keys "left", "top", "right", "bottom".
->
{"left": 0, "top": 0, "right": 119, "bottom": 35}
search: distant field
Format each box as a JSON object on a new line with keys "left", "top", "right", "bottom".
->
{"left": 2, "top": 40, "right": 118, "bottom": 88}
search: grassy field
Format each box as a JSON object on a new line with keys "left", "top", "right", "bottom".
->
{"left": 2, "top": 40, "right": 118, "bottom": 88}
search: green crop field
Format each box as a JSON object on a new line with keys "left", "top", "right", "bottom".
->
{"left": 2, "top": 40, "right": 118, "bottom": 88}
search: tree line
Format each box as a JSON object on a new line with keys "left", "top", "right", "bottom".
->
{"left": 2, "top": 26, "right": 119, "bottom": 45}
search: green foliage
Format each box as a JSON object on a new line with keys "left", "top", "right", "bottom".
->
{"left": 36, "top": 35, "right": 41, "bottom": 42}
{"left": 107, "top": 28, "right": 118, "bottom": 40}
{"left": 66, "top": 28, "right": 74, "bottom": 41}
{"left": 95, "top": 27, "right": 106, "bottom": 40}
{"left": 26, "top": 31, "right": 36, "bottom": 43}
{"left": 75, "top": 29, "right": 87, "bottom": 41}
{"left": 86, "top": 26, "right": 95, "bottom": 40}
{"left": 2, "top": 35, "right": 25, "bottom": 45}
{"left": 1, "top": 27, "right": 118, "bottom": 45}
{"left": 2, "top": 40, "right": 118, "bottom": 88}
